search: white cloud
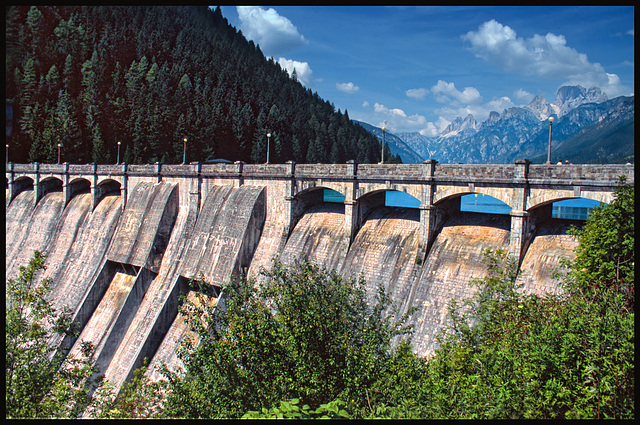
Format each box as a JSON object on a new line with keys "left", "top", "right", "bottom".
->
{"left": 462, "top": 19, "right": 632, "bottom": 97}
{"left": 277, "top": 58, "right": 314, "bottom": 87}
{"left": 362, "top": 101, "right": 370, "bottom": 108}
{"left": 336, "top": 82, "right": 359, "bottom": 94}
{"left": 431, "top": 80, "right": 482, "bottom": 104}
{"left": 371, "top": 103, "right": 428, "bottom": 133}
{"left": 514, "top": 88, "right": 534, "bottom": 103}
{"left": 405, "top": 87, "right": 429, "bottom": 100}
{"left": 237, "top": 6, "right": 308, "bottom": 57}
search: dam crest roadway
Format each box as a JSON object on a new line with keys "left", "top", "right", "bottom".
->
{"left": 5, "top": 160, "right": 633, "bottom": 398}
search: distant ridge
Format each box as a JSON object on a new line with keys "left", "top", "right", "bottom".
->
{"left": 358, "top": 86, "right": 633, "bottom": 164}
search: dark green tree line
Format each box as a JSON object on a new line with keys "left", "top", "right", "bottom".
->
{"left": 6, "top": 6, "right": 395, "bottom": 165}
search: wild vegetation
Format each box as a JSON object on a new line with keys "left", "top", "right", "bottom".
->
{"left": 5, "top": 6, "right": 399, "bottom": 165}
{"left": 6, "top": 179, "right": 633, "bottom": 419}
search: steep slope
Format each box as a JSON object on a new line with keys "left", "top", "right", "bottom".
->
{"left": 279, "top": 203, "right": 350, "bottom": 273}
{"left": 406, "top": 212, "right": 511, "bottom": 356}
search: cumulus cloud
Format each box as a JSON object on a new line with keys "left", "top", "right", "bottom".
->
{"left": 405, "top": 87, "right": 429, "bottom": 100}
{"left": 462, "top": 19, "right": 632, "bottom": 97}
{"left": 277, "top": 58, "right": 314, "bottom": 87}
{"left": 336, "top": 82, "right": 359, "bottom": 94}
{"left": 370, "top": 103, "right": 428, "bottom": 133}
{"left": 514, "top": 88, "right": 534, "bottom": 103}
{"left": 431, "top": 80, "right": 482, "bottom": 104}
{"left": 237, "top": 6, "right": 308, "bottom": 57}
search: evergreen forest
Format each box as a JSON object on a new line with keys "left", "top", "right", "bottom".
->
{"left": 5, "top": 6, "right": 399, "bottom": 165}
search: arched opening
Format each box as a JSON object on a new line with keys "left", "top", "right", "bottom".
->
{"left": 552, "top": 198, "right": 604, "bottom": 220}
{"left": 385, "top": 190, "right": 420, "bottom": 208}
{"left": 39, "top": 177, "right": 63, "bottom": 196}
{"left": 460, "top": 193, "right": 511, "bottom": 215}
{"left": 323, "top": 188, "right": 345, "bottom": 203}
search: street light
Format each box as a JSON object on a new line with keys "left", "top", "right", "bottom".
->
{"left": 182, "top": 137, "right": 187, "bottom": 164}
{"left": 57, "top": 143, "right": 61, "bottom": 164}
{"left": 380, "top": 123, "right": 387, "bottom": 164}
{"left": 547, "top": 116, "right": 554, "bottom": 164}
{"left": 117, "top": 140, "right": 121, "bottom": 164}
{"left": 266, "top": 132, "right": 271, "bottom": 164}
{"left": 5, "top": 144, "right": 8, "bottom": 164}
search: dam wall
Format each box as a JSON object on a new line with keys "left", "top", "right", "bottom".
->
{"left": 5, "top": 161, "right": 632, "bottom": 394}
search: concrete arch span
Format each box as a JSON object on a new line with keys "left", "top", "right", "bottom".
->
{"left": 527, "top": 188, "right": 612, "bottom": 210}
{"left": 433, "top": 185, "right": 514, "bottom": 209}
{"left": 356, "top": 182, "right": 423, "bottom": 205}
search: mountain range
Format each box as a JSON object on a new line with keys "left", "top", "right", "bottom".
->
{"left": 359, "top": 85, "right": 634, "bottom": 164}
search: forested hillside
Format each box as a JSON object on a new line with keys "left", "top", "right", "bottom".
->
{"left": 6, "top": 6, "right": 396, "bottom": 165}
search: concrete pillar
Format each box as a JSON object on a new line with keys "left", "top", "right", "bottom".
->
{"left": 344, "top": 160, "right": 359, "bottom": 244}
{"left": 120, "top": 163, "right": 128, "bottom": 212}
{"left": 62, "top": 162, "right": 73, "bottom": 208}
{"left": 90, "top": 163, "right": 99, "bottom": 210}
{"left": 509, "top": 210, "right": 529, "bottom": 263}
{"left": 283, "top": 161, "right": 296, "bottom": 235}
{"left": 419, "top": 159, "right": 437, "bottom": 259}
{"left": 234, "top": 161, "right": 244, "bottom": 188}
{"left": 34, "top": 162, "right": 43, "bottom": 207}
{"left": 188, "top": 161, "right": 202, "bottom": 217}
{"left": 509, "top": 159, "right": 531, "bottom": 264}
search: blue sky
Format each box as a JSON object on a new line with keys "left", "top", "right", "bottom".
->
{"left": 219, "top": 6, "right": 634, "bottom": 136}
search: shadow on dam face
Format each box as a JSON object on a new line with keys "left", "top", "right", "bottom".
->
{"left": 5, "top": 172, "right": 587, "bottom": 403}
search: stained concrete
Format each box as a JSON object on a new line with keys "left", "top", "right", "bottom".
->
{"left": 5, "top": 170, "right": 590, "bottom": 400}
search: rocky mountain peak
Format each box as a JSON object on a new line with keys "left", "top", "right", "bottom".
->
{"left": 525, "top": 95, "right": 555, "bottom": 121}
{"left": 552, "top": 85, "right": 608, "bottom": 117}
{"left": 441, "top": 114, "right": 477, "bottom": 138}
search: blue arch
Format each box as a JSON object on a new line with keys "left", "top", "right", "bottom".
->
{"left": 385, "top": 190, "right": 420, "bottom": 208}
{"left": 460, "top": 193, "right": 511, "bottom": 215}
{"left": 552, "top": 198, "right": 604, "bottom": 220}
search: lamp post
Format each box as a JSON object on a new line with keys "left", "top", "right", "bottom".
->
{"left": 380, "top": 123, "right": 386, "bottom": 164}
{"left": 266, "top": 132, "right": 271, "bottom": 164}
{"left": 547, "top": 116, "right": 554, "bottom": 164}
{"left": 5, "top": 144, "right": 8, "bottom": 164}
{"left": 57, "top": 143, "right": 61, "bottom": 164}
{"left": 182, "top": 137, "right": 187, "bottom": 164}
{"left": 116, "top": 140, "right": 121, "bottom": 164}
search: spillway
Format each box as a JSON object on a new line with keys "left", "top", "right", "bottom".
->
{"left": 279, "top": 203, "right": 350, "bottom": 273}
{"left": 4, "top": 164, "right": 593, "bottom": 407}
{"left": 406, "top": 212, "right": 511, "bottom": 357}
{"left": 142, "top": 184, "right": 265, "bottom": 388}
{"left": 517, "top": 220, "right": 579, "bottom": 296}
{"left": 341, "top": 207, "right": 422, "bottom": 306}
{"left": 6, "top": 190, "right": 65, "bottom": 279}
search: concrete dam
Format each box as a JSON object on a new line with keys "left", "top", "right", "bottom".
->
{"left": 5, "top": 160, "right": 632, "bottom": 395}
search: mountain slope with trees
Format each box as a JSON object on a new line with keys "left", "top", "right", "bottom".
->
{"left": 6, "top": 6, "right": 394, "bottom": 165}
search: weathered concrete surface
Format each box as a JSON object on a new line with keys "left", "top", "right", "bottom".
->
{"left": 6, "top": 191, "right": 65, "bottom": 280}
{"left": 279, "top": 203, "right": 350, "bottom": 273}
{"left": 341, "top": 207, "right": 422, "bottom": 306}
{"left": 407, "top": 212, "right": 512, "bottom": 357}
{"left": 144, "top": 184, "right": 265, "bottom": 384}
{"left": 180, "top": 185, "right": 266, "bottom": 285}
{"left": 518, "top": 220, "right": 579, "bottom": 296}
{"left": 107, "top": 182, "right": 178, "bottom": 272}
{"left": 7, "top": 161, "right": 624, "bottom": 403}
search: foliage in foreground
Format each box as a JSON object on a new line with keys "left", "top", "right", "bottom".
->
{"left": 5, "top": 251, "right": 103, "bottom": 419}
{"left": 237, "top": 179, "right": 635, "bottom": 419}
{"left": 158, "top": 258, "right": 418, "bottom": 418}
{"left": 7, "top": 180, "right": 633, "bottom": 419}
